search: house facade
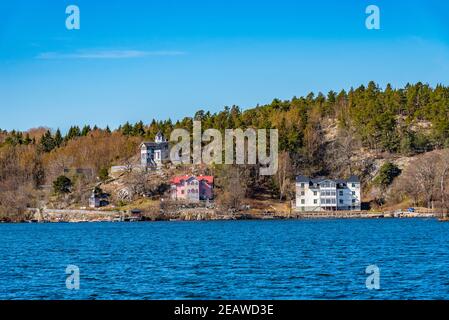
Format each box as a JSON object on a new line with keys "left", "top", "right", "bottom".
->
{"left": 295, "top": 176, "right": 361, "bottom": 211}
{"left": 89, "top": 189, "right": 109, "bottom": 208}
{"left": 170, "top": 175, "right": 214, "bottom": 202}
{"left": 140, "top": 131, "right": 169, "bottom": 168}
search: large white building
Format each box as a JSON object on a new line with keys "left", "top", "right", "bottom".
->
{"left": 140, "top": 132, "right": 170, "bottom": 168}
{"left": 295, "top": 176, "right": 361, "bottom": 211}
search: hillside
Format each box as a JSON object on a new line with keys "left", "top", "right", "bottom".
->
{"left": 2, "top": 81, "right": 449, "bottom": 221}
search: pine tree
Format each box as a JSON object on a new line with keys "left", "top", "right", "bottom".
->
{"left": 24, "top": 133, "right": 32, "bottom": 145}
{"left": 40, "top": 130, "right": 56, "bottom": 152}
{"left": 54, "top": 129, "right": 63, "bottom": 147}
{"left": 133, "top": 121, "right": 146, "bottom": 136}
{"left": 81, "top": 125, "right": 91, "bottom": 136}
{"left": 121, "top": 122, "right": 133, "bottom": 136}
{"left": 65, "top": 126, "right": 81, "bottom": 141}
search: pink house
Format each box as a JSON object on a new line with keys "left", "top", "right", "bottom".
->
{"left": 170, "top": 175, "right": 214, "bottom": 202}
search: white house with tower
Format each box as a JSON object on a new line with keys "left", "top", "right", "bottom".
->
{"left": 140, "top": 131, "right": 170, "bottom": 168}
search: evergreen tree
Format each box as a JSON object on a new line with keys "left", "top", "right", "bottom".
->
{"left": 24, "top": 133, "right": 32, "bottom": 145}
{"left": 374, "top": 162, "right": 402, "bottom": 189}
{"left": 54, "top": 129, "right": 63, "bottom": 147}
{"left": 121, "top": 122, "right": 133, "bottom": 136}
{"left": 65, "top": 126, "right": 81, "bottom": 141}
{"left": 53, "top": 175, "right": 72, "bottom": 194}
{"left": 132, "top": 121, "right": 146, "bottom": 136}
{"left": 81, "top": 125, "right": 91, "bottom": 136}
{"left": 40, "top": 130, "right": 56, "bottom": 152}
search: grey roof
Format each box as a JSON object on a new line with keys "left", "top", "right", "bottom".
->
{"left": 295, "top": 175, "right": 310, "bottom": 183}
{"left": 296, "top": 175, "right": 360, "bottom": 184}
{"left": 141, "top": 142, "right": 159, "bottom": 147}
{"left": 347, "top": 175, "right": 360, "bottom": 182}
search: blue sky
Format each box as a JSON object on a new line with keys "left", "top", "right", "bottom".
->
{"left": 1, "top": 0, "right": 449, "bottom": 131}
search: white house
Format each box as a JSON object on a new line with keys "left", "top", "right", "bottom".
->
{"left": 295, "top": 176, "right": 361, "bottom": 211}
{"left": 140, "top": 131, "right": 169, "bottom": 168}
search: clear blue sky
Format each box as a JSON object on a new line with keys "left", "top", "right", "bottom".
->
{"left": 1, "top": 0, "right": 449, "bottom": 131}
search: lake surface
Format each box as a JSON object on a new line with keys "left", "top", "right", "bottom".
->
{"left": 1, "top": 219, "right": 448, "bottom": 300}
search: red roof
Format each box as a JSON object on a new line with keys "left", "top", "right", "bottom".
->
{"left": 171, "top": 175, "right": 213, "bottom": 184}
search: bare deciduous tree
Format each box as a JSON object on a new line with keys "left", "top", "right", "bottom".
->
{"left": 274, "top": 151, "right": 293, "bottom": 201}
{"left": 327, "top": 129, "right": 361, "bottom": 177}
{"left": 391, "top": 152, "right": 439, "bottom": 209}
{"left": 437, "top": 150, "right": 449, "bottom": 217}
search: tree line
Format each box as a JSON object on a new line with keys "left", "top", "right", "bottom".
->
{"left": 2, "top": 81, "right": 449, "bottom": 219}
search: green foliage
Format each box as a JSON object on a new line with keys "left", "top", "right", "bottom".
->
{"left": 121, "top": 122, "right": 133, "bottom": 136}
{"left": 3, "top": 130, "right": 32, "bottom": 146}
{"left": 374, "top": 162, "right": 402, "bottom": 189}
{"left": 65, "top": 126, "right": 81, "bottom": 141}
{"left": 3, "top": 81, "right": 449, "bottom": 218}
{"left": 81, "top": 125, "right": 91, "bottom": 136}
{"left": 53, "top": 175, "right": 73, "bottom": 194}
{"left": 54, "top": 129, "right": 63, "bottom": 147}
{"left": 40, "top": 130, "right": 56, "bottom": 152}
{"left": 133, "top": 121, "right": 146, "bottom": 136}
{"left": 98, "top": 167, "right": 110, "bottom": 181}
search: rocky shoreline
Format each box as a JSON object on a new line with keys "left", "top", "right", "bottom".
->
{"left": 12, "top": 208, "right": 438, "bottom": 223}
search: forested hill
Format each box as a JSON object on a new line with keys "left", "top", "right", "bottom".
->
{"left": 1, "top": 81, "right": 449, "bottom": 219}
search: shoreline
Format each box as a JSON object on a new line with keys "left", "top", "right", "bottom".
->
{"left": 1, "top": 210, "right": 439, "bottom": 224}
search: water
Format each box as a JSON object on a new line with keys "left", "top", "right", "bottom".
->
{"left": 0, "top": 219, "right": 448, "bottom": 300}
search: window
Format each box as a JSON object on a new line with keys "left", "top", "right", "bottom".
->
{"left": 352, "top": 199, "right": 356, "bottom": 203}
{"left": 352, "top": 191, "right": 356, "bottom": 195}
{"left": 339, "top": 199, "right": 343, "bottom": 204}
{"left": 301, "top": 199, "right": 305, "bottom": 204}
{"left": 301, "top": 191, "right": 305, "bottom": 196}
{"left": 300, "top": 183, "right": 305, "bottom": 188}
{"left": 314, "top": 199, "right": 318, "bottom": 204}
{"left": 352, "top": 183, "right": 356, "bottom": 188}
{"left": 181, "top": 190, "right": 184, "bottom": 194}
{"left": 313, "top": 191, "right": 317, "bottom": 196}
{"left": 339, "top": 191, "right": 343, "bottom": 196}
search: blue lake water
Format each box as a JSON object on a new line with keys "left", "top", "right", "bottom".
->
{"left": 0, "top": 219, "right": 448, "bottom": 300}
